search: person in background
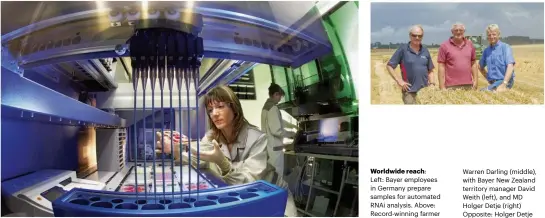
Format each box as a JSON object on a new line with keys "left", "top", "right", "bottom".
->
{"left": 386, "top": 24, "right": 435, "bottom": 104}
{"left": 437, "top": 23, "right": 478, "bottom": 90}
{"left": 156, "top": 85, "right": 297, "bottom": 217}
{"left": 479, "top": 24, "right": 516, "bottom": 92}
{"left": 261, "top": 83, "right": 296, "bottom": 177}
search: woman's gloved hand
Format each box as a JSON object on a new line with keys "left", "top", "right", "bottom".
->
{"left": 162, "top": 130, "right": 188, "bottom": 144}
{"left": 189, "top": 140, "right": 231, "bottom": 176}
{"left": 155, "top": 130, "right": 188, "bottom": 154}
{"left": 189, "top": 140, "right": 225, "bottom": 165}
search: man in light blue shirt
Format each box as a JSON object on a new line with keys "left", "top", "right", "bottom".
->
{"left": 478, "top": 24, "right": 516, "bottom": 92}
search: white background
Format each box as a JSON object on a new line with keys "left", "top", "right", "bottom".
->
{"left": 359, "top": 0, "right": 545, "bottom": 217}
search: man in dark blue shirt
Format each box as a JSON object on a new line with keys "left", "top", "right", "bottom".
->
{"left": 386, "top": 25, "right": 435, "bottom": 104}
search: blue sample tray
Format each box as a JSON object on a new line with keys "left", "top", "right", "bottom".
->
{"left": 52, "top": 180, "right": 287, "bottom": 217}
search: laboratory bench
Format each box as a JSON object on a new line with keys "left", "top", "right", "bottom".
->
{"left": 284, "top": 151, "right": 359, "bottom": 217}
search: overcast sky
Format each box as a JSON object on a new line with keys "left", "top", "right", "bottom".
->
{"left": 371, "top": 3, "right": 544, "bottom": 44}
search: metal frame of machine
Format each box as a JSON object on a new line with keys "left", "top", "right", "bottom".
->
{"left": 2, "top": 2, "right": 333, "bottom": 91}
{"left": 2, "top": 170, "right": 106, "bottom": 217}
{"left": 1, "top": 1, "right": 347, "bottom": 217}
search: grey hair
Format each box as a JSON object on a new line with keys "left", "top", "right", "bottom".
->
{"left": 452, "top": 22, "right": 465, "bottom": 30}
{"left": 408, "top": 24, "right": 424, "bottom": 34}
{"left": 486, "top": 24, "right": 501, "bottom": 35}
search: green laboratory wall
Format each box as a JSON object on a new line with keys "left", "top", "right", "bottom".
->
{"left": 240, "top": 2, "right": 359, "bottom": 125}
{"left": 271, "top": 2, "right": 359, "bottom": 108}
{"left": 322, "top": 1, "right": 359, "bottom": 101}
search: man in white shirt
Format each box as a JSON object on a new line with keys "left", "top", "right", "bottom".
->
{"left": 261, "top": 83, "right": 295, "bottom": 176}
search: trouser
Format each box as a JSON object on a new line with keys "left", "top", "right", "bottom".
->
{"left": 481, "top": 78, "right": 515, "bottom": 91}
{"left": 267, "top": 145, "right": 285, "bottom": 176}
{"left": 447, "top": 84, "right": 473, "bottom": 90}
{"left": 402, "top": 91, "right": 418, "bottom": 104}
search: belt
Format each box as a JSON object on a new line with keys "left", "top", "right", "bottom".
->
{"left": 489, "top": 79, "right": 501, "bottom": 84}
{"left": 489, "top": 78, "right": 514, "bottom": 84}
{"left": 273, "top": 146, "right": 284, "bottom": 151}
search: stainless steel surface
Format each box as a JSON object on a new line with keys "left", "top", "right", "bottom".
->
{"left": 333, "top": 160, "right": 348, "bottom": 216}
{"left": 105, "top": 167, "right": 131, "bottom": 192}
{"left": 1, "top": 45, "right": 25, "bottom": 76}
{"left": 85, "top": 171, "right": 116, "bottom": 184}
{"left": 290, "top": 153, "right": 357, "bottom": 217}
{"left": 2, "top": 2, "right": 326, "bottom": 45}
{"left": 297, "top": 208, "right": 316, "bottom": 217}
{"left": 2, "top": 8, "right": 102, "bottom": 43}
{"left": 76, "top": 59, "right": 117, "bottom": 90}
{"left": 96, "top": 128, "right": 127, "bottom": 172}
{"left": 2, "top": 1, "right": 334, "bottom": 97}
{"left": 20, "top": 40, "right": 129, "bottom": 67}
{"left": 10, "top": 37, "right": 254, "bottom": 96}
{"left": 89, "top": 59, "right": 118, "bottom": 88}
{"left": 284, "top": 151, "right": 359, "bottom": 162}
{"left": 198, "top": 60, "right": 258, "bottom": 96}
{"left": 197, "top": 60, "right": 241, "bottom": 93}
{"left": 305, "top": 158, "right": 316, "bottom": 212}
{"left": 220, "top": 62, "right": 260, "bottom": 89}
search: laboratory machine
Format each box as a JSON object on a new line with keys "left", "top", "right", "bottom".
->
{"left": 0, "top": 1, "right": 353, "bottom": 217}
{"left": 291, "top": 115, "right": 358, "bottom": 157}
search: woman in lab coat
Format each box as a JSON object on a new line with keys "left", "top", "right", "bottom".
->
{"left": 156, "top": 85, "right": 298, "bottom": 217}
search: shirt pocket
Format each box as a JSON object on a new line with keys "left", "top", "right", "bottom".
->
{"left": 485, "top": 54, "right": 493, "bottom": 68}
{"left": 491, "top": 50, "right": 506, "bottom": 67}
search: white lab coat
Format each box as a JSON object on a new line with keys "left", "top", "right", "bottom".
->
{"left": 261, "top": 99, "right": 295, "bottom": 176}
{"left": 181, "top": 123, "right": 298, "bottom": 217}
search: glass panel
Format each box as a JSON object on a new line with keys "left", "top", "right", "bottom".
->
{"left": 265, "top": 2, "right": 359, "bottom": 115}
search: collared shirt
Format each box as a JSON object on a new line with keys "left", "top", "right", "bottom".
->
{"left": 388, "top": 43, "right": 434, "bottom": 93}
{"left": 261, "top": 98, "right": 292, "bottom": 149}
{"left": 184, "top": 123, "right": 297, "bottom": 216}
{"left": 216, "top": 123, "right": 255, "bottom": 162}
{"left": 195, "top": 123, "right": 279, "bottom": 185}
{"left": 438, "top": 38, "right": 476, "bottom": 87}
{"left": 479, "top": 40, "right": 516, "bottom": 81}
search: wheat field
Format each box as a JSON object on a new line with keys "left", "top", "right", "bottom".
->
{"left": 371, "top": 44, "right": 544, "bottom": 104}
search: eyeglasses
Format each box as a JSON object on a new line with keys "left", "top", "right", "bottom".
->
{"left": 410, "top": 34, "right": 423, "bottom": 38}
{"left": 206, "top": 102, "right": 230, "bottom": 115}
